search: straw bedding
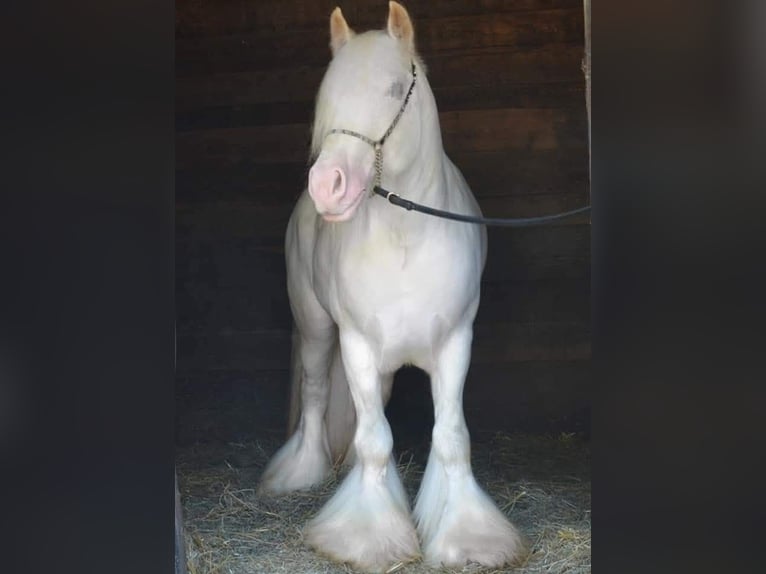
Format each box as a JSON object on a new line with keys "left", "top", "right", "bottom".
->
{"left": 177, "top": 430, "right": 590, "bottom": 574}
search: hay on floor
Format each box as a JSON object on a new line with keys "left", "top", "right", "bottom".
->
{"left": 177, "top": 432, "right": 590, "bottom": 574}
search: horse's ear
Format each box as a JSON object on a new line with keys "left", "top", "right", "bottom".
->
{"left": 386, "top": 1, "right": 414, "bottom": 52}
{"left": 330, "top": 7, "right": 354, "bottom": 56}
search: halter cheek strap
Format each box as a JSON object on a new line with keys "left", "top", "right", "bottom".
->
{"left": 327, "top": 61, "right": 417, "bottom": 192}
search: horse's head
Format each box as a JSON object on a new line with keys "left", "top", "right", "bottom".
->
{"left": 308, "top": 2, "right": 426, "bottom": 222}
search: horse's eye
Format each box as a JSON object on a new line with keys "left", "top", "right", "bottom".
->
{"left": 387, "top": 81, "right": 404, "bottom": 100}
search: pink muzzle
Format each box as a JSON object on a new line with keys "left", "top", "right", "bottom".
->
{"left": 308, "top": 158, "right": 367, "bottom": 222}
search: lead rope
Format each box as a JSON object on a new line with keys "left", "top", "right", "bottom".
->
{"left": 326, "top": 61, "right": 591, "bottom": 227}
{"left": 372, "top": 185, "right": 590, "bottom": 227}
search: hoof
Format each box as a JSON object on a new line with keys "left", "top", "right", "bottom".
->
{"left": 305, "top": 462, "right": 420, "bottom": 572}
{"left": 258, "top": 430, "right": 331, "bottom": 495}
{"left": 416, "top": 466, "right": 527, "bottom": 568}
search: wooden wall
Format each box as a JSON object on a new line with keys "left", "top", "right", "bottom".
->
{"left": 176, "top": 0, "right": 590, "bottom": 440}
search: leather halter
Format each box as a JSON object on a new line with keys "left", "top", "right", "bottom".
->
{"left": 326, "top": 61, "right": 417, "bottom": 193}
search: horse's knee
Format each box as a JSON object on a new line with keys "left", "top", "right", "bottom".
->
{"left": 354, "top": 417, "right": 393, "bottom": 471}
{"left": 300, "top": 336, "right": 335, "bottom": 374}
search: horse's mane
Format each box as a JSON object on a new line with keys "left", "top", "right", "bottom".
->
{"left": 309, "top": 91, "right": 336, "bottom": 162}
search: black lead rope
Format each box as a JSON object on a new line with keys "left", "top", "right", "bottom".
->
{"left": 373, "top": 186, "right": 590, "bottom": 227}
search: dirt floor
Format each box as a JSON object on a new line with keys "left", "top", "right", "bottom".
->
{"left": 177, "top": 429, "right": 590, "bottom": 574}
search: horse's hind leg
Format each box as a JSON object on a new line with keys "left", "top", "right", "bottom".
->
{"left": 414, "top": 327, "right": 527, "bottom": 568}
{"left": 259, "top": 322, "right": 335, "bottom": 495}
{"left": 305, "top": 330, "right": 420, "bottom": 573}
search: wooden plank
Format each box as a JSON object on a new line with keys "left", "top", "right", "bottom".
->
{"left": 176, "top": 224, "right": 590, "bottom": 292}
{"left": 176, "top": 239, "right": 287, "bottom": 288}
{"left": 428, "top": 44, "right": 586, "bottom": 86}
{"left": 415, "top": 9, "right": 583, "bottom": 52}
{"left": 175, "top": 82, "right": 585, "bottom": 133}
{"left": 391, "top": 360, "right": 591, "bottom": 437}
{"left": 174, "top": 161, "right": 589, "bottom": 205}
{"left": 177, "top": 281, "right": 292, "bottom": 333}
{"left": 176, "top": 0, "right": 585, "bottom": 38}
{"left": 175, "top": 319, "right": 588, "bottom": 374}
{"left": 175, "top": 123, "right": 311, "bottom": 171}
{"left": 175, "top": 161, "right": 308, "bottom": 202}
{"left": 176, "top": 0, "right": 339, "bottom": 37}
{"left": 174, "top": 189, "right": 592, "bottom": 242}
{"left": 473, "top": 321, "right": 590, "bottom": 362}
{"left": 176, "top": 329, "right": 292, "bottom": 372}
{"left": 175, "top": 224, "right": 591, "bottom": 283}
{"left": 176, "top": 200, "right": 295, "bottom": 242}
{"left": 476, "top": 192, "right": 591, "bottom": 222}
{"left": 477, "top": 278, "right": 589, "bottom": 323}
{"left": 176, "top": 101, "right": 314, "bottom": 132}
{"left": 175, "top": 108, "right": 585, "bottom": 171}
{"left": 483, "top": 224, "right": 590, "bottom": 281}
{"left": 176, "top": 278, "right": 589, "bottom": 334}
{"left": 176, "top": 44, "right": 584, "bottom": 111}
{"left": 454, "top": 148, "right": 589, "bottom": 197}
{"left": 175, "top": 65, "right": 324, "bottom": 112}
{"left": 463, "top": 359, "right": 591, "bottom": 434}
{"left": 175, "top": 28, "right": 330, "bottom": 77}
{"left": 175, "top": 10, "right": 583, "bottom": 76}
{"left": 174, "top": 190, "right": 589, "bottom": 247}
{"left": 432, "top": 81, "right": 585, "bottom": 113}
{"left": 176, "top": 265, "right": 589, "bottom": 329}
{"left": 175, "top": 369, "right": 292, "bottom": 443}
{"left": 440, "top": 108, "right": 585, "bottom": 153}
{"left": 174, "top": 148, "right": 588, "bottom": 203}
{"left": 175, "top": 361, "right": 590, "bottom": 440}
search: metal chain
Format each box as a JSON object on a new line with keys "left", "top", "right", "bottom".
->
{"left": 373, "top": 143, "right": 383, "bottom": 192}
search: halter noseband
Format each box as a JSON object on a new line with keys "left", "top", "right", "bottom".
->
{"left": 327, "top": 61, "right": 417, "bottom": 193}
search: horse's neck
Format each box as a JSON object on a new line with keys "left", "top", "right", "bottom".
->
{"left": 399, "top": 87, "right": 460, "bottom": 210}
{"left": 353, "top": 149, "right": 449, "bottom": 245}
{"left": 392, "top": 146, "right": 446, "bottom": 202}
{"left": 379, "top": 106, "right": 450, "bottom": 215}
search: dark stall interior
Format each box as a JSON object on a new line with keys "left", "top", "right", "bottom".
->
{"left": 176, "top": 0, "right": 591, "bottom": 448}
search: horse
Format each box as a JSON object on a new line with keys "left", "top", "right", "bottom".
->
{"left": 259, "top": 3, "right": 525, "bottom": 571}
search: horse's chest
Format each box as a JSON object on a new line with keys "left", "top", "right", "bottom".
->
{"left": 316, "top": 229, "right": 475, "bottom": 328}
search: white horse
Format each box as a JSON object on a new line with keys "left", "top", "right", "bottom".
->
{"left": 260, "top": 2, "right": 525, "bottom": 571}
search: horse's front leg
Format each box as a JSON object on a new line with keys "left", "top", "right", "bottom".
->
{"left": 415, "top": 326, "right": 527, "bottom": 568}
{"left": 305, "top": 330, "right": 420, "bottom": 573}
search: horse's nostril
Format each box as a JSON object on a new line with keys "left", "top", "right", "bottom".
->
{"left": 308, "top": 163, "right": 347, "bottom": 203}
{"left": 331, "top": 169, "right": 345, "bottom": 196}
